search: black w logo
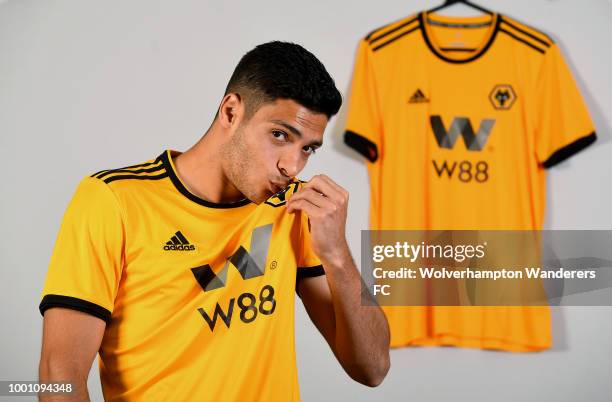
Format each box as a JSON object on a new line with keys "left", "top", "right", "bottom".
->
{"left": 191, "top": 224, "right": 273, "bottom": 291}
{"left": 430, "top": 116, "right": 495, "bottom": 151}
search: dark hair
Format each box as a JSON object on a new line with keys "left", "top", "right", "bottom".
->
{"left": 224, "top": 41, "right": 342, "bottom": 119}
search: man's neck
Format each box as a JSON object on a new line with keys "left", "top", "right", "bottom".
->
{"left": 173, "top": 131, "right": 245, "bottom": 204}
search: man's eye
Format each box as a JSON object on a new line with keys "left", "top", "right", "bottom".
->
{"left": 303, "top": 146, "right": 317, "bottom": 155}
{"left": 272, "top": 130, "right": 288, "bottom": 141}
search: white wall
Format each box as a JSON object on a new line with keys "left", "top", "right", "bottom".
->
{"left": 1, "top": 1, "right": 611, "bottom": 401}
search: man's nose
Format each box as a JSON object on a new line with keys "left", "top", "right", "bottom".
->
{"left": 277, "top": 151, "right": 301, "bottom": 179}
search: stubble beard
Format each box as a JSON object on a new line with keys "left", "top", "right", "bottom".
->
{"left": 221, "top": 126, "right": 265, "bottom": 204}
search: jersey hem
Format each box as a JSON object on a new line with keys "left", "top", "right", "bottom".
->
{"left": 542, "top": 131, "right": 597, "bottom": 169}
{"left": 39, "top": 294, "right": 112, "bottom": 324}
{"left": 390, "top": 333, "right": 551, "bottom": 353}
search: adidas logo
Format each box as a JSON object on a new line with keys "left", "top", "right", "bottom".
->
{"left": 408, "top": 88, "right": 429, "bottom": 103}
{"left": 163, "top": 231, "right": 195, "bottom": 251}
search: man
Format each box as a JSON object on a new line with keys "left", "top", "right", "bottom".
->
{"left": 38, "top": 41, "right": 390, "bottom": 401}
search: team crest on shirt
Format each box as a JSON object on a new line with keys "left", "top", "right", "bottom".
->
{"left": 264, "top": 181, "right": 301, "bottom": 207}
{"left": 489, "top": 84, "right": 517, "bottom": 110}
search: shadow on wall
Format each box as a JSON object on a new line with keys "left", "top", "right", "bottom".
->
{"left": 541, "top": 28, "right": 599, "bottom": 233}
{"left": 542, "top": 29, "right": 608, "bottom": 351}
{"left": 331, "top": 80, "right": 362, "bottom": 163}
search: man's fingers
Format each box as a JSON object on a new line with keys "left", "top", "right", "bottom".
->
{"left": 289, "top": 187, "right": 336, "bottom": 211}
{"left": 317, "top": 175, "right": 348, "bottom": 197}
{"left": 302, "top": 175, "right": 346, "bottom": 203}
{"left": 319, "top": 175, "right": 349, "bottom": 204}
{"left": 286, "top": 197, "right": 322, "bottom": 218}
{"left": 303, "top": 175, "right": 341, "bottom": 199}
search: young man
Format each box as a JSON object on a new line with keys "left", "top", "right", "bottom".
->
{"left": 38, "top": 41, "right": 390, "bottom": 401}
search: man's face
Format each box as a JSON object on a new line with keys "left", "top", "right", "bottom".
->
{"left": 221, "top": 98, "right": 328, "bottom": 204}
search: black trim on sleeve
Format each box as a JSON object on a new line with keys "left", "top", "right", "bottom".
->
{"left": 39, "top": 294, "right": 111, "bottom": 324}
{"left": 344, "top": 131, "right": 379, "bottom": 162}
{"left": 542, "top": 132, "right": 597, "bottom": 169}
{"left": 296, "top": 265, "right": 326, "bottom": 297}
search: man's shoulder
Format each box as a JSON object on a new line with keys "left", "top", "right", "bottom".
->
{"left": 86, "top": 152, "right": 167, "bottom": 188}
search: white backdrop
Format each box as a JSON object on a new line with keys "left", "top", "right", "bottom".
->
{"left": 1, "top": 1, "right": 611, "bottom": 401}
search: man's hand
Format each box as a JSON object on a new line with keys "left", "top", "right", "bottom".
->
{"left": 286, "top": 175, "right": 350, "bottom": 266}
{"left": 286, "top": 174, "right": 390, "bottom": 387}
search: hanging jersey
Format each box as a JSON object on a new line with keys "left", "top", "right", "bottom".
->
{"left": 344, "top": 11, "right": 596, "bottom": 352}
{"left": 39, "top": 150, "right": 323, "bottom": 401}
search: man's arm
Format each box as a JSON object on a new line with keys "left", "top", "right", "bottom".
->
{"left": 298, "top": 265, "right": 390, "bottom": 386}
{"left": 39, "top": 308, "right": 106, "bottom": 401}
{"left": 288, "top": 175, "right": 390, "bottom": 387}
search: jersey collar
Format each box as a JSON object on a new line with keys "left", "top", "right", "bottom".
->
{"left": 418, "top": 11, "right": 501, "bottom": 64}
{"left": 160, "top": 150, "right": 253, "bottom": 209}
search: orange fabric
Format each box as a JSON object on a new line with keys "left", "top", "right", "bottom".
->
{"left": 40, "top": 150, "right": 320, "bottom": 401}
{"left": 345, "top": 12, "right": 595, "bottom": 352}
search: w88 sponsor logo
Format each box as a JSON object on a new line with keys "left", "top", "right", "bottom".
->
{"left": 197, "top": 285, "right": 277, "bottom": 331}
{"left": 433, "top": 159, "right": 489, "bottom": 183}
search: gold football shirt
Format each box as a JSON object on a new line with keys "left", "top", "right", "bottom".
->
{"left": 40, "top": 150, "right": 323, "bottom": 401}
{"left": 344, "top": 12, "right": 596, "bottom": 352}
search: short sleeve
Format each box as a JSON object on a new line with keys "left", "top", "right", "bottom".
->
{"left": 39, "top": 176, "right": 125, "bottom": 323}
{"left": 296, "top": 210, "right": 322, "bottom": 269}
{"left": 536, "top": 44, "right": 596, "bottom": 168}
{"left": 343, "top": 38, "right": 383, "bottom": 163}
{"left": 295, "top": 209, "right": 325, "bottom": 296}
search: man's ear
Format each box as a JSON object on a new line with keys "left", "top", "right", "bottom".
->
{"left": 217, "top": 93, "right": 243, "bottom": 129}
